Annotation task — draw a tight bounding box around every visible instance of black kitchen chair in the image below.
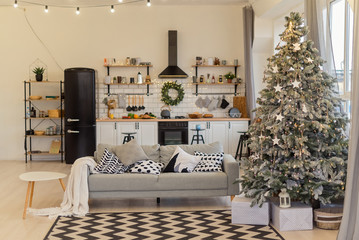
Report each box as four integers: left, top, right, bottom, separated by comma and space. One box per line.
122, 132, 137, 144
190, 129, 205, 144
235, 132, 250, 160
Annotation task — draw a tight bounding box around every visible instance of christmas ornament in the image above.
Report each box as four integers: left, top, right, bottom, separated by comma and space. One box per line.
279, 189, 291, 208
272, 65, 279, 73
276, 113, 284, 121
303, 105, 308, 113
161, 81, 185, 106
273, 136, 280, 145
288, 67, 295, 71
274, 84, 282, 92
293, 43, 301, 52
292, 80, 300, 88
306, 57, 313, 63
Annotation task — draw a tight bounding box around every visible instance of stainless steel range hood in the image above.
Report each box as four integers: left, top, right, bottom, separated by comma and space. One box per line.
158, 30, 188, 78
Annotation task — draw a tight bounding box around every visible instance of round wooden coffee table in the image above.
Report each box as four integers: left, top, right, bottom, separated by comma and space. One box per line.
19, 171, 67, 219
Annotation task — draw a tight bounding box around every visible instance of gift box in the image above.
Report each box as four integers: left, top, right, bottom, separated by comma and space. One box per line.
271, 201, 313, 231
231, 197, 270, 225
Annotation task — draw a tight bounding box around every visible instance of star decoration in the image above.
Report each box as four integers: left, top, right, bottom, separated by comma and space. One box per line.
273, 136, 280, 145
259, 134, 265, 140
274, 84, 282, 92
306, 57, 313, 63
293, 43, 301, 52
288, 67, 295, 71
292, 80, 300, 88
272, 65, 278, 73
276, 113, 284, 121
303, 105, 308, 113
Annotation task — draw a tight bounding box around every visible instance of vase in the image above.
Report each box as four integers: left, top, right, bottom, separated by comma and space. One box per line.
35, 74, 43, 81
227, 79, 232, 83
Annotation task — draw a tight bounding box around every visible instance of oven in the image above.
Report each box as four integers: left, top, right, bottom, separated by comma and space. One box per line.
158, 121, 188, 145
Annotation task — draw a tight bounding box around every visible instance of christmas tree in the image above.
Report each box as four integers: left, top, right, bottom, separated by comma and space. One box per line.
240, 12, 348, 206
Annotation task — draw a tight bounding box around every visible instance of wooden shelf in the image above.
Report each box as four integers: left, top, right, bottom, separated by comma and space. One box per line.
26, 151, 64, 156
192, 65, 240, 67
26, 117, 61, 120
104, 83, 153, 85
104, 64, 153, 67
193, 82, 240, 85
25, 99, 61, 101
25, 134, 63, 138
25, 81, 62, 83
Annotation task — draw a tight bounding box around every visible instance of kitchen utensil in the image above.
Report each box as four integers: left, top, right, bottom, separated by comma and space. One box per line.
195, 97, 204, 108
207, 98, 219, 111
160, 105, 171, 118
220, 96, 229, 109
233, 96, 248, 118
203, 96, 211, 108
142, 96, 146, 111
228, 107, 241, 118
126, 95, 132, 112
133, 95, 138, 111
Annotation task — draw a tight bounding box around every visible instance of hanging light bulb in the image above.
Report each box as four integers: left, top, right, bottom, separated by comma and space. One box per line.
110, 5, 115, 13
147, 0, 151, 7
44, 5, 49, 13
14, 0, 18, 8
76, 7, 80, 15
118, 0, 123, 2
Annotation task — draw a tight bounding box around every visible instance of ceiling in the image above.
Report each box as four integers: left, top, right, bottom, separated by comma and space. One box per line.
0, 0, 249, 7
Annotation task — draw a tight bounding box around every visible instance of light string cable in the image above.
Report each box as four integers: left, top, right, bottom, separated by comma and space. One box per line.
16, 0, 145, 9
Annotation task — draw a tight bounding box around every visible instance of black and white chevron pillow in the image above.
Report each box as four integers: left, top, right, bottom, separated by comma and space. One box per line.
193, 151, 224, 172
127, 160, 162, 175
94, 148, 127, 174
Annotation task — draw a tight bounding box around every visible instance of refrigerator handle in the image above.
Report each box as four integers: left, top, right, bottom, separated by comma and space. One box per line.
67, 130, 80, 134
67, 118, 80, 122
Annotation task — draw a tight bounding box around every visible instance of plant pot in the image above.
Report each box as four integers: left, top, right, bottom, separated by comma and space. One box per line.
35, 74, 43, 81
227, 79, 233, 83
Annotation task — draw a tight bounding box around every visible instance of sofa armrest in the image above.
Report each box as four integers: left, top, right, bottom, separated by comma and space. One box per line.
223, 154, 239, 196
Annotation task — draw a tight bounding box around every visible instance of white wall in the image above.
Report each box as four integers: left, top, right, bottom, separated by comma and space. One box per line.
0, 4, 246, 160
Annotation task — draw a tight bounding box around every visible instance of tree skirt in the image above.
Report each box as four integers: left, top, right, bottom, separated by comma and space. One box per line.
45, 210, 284, 240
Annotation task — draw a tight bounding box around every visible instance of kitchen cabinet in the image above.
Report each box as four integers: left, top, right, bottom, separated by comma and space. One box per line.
207, 121, 229, 153
97, 121, 157, 146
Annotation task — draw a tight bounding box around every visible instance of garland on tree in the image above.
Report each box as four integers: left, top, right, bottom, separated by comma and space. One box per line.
161, 81, 184, 106
240, 12, 348, 207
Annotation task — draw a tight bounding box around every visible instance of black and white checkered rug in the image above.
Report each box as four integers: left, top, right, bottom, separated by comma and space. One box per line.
45, 210, 284, 240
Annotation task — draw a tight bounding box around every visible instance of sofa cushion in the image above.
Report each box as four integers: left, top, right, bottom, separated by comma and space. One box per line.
160, 142, 223, 167
94, 148, 127, 174
127, 160, 162, 175
95, 143, 160, 163
193, 151, 224, 172
88, 172, 227, 192
114, 139, 149, 166
163, 146, 202, 173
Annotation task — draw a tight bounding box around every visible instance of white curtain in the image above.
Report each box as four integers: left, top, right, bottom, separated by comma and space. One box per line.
337, 0, 359, 239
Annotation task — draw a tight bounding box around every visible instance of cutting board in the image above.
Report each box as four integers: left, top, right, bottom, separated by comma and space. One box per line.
233, 96, 248, 118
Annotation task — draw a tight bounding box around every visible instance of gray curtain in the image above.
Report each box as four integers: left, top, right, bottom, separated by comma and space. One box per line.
337, 1, 359, 239
243, 5, 255, 121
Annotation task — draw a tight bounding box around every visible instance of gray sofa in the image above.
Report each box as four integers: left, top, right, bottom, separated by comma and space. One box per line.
88, 142, 239, 200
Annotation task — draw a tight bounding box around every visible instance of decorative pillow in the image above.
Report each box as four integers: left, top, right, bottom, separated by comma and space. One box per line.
163, 146, 202, 173
114, 139, 149, 166
193, 151, 224, 172
127, 160, 162, 175
94, 148, 127, 174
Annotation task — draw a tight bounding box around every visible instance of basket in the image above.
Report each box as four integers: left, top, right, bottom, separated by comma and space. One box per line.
34, 130, 45, 135
48, 109, 60, 118
188, 113, 202, 119
314, 207, 343, 230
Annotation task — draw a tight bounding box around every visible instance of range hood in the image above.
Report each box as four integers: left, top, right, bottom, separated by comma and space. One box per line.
158, 30, 188, 78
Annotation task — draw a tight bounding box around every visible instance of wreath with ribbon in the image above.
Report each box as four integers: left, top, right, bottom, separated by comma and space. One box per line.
161, 81, 185, 106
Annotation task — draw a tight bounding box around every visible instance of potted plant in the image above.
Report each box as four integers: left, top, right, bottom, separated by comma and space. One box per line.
32, 67, 45, 81
224, 72, 235, 83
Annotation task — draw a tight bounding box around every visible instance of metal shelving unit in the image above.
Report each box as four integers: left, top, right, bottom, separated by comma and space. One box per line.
24, 81, 64, 163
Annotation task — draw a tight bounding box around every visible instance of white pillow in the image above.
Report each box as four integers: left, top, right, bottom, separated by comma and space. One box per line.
163, 146, 202, 173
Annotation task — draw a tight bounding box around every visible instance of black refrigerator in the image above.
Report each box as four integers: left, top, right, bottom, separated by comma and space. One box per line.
64, 68, 96, 164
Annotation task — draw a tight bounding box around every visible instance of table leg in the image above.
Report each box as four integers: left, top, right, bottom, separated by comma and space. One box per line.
23, 181, 32, 219
59, 179, 66, 191
29, 181, 35, 207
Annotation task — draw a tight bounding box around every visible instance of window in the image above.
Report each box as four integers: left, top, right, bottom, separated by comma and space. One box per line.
329, 0, 353, 115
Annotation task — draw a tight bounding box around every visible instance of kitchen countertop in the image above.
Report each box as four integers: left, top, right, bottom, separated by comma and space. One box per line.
97, 117, 250, 122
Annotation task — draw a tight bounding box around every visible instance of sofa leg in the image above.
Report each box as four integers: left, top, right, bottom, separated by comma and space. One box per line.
231, 195, 235, 201
157, 197, 160, 204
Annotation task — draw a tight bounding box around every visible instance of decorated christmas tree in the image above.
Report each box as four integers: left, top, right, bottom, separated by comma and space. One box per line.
240, 12, 348, 206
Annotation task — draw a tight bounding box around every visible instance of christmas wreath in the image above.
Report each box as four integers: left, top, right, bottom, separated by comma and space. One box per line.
161, 81, 185, 106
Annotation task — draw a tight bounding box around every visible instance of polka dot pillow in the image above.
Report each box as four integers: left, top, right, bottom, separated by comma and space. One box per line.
127, 160, 162, 175
193, 151, 224, 172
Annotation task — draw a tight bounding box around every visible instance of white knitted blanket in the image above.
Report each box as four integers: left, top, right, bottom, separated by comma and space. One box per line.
28, 157, 96, 218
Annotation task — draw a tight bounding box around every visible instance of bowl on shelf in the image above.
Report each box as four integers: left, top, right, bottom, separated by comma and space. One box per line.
203, 114, 214, 118
29, 96, 42, 100
188, 113, 202, 119
45, 96, 59, 100
34, 130, 45, 135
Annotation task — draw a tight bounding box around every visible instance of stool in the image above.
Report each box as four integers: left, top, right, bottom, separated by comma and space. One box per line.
190, 129, 205, 144
235, 132, 250, 160
122, 132, 136, 144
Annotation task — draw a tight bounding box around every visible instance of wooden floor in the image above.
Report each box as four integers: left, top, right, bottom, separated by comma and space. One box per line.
0, 160, 338, 240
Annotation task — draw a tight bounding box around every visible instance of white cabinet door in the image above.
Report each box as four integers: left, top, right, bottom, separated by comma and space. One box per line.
188, 121, 209, 144
207, 121, 229, 153
138, 122, 158, 145
116, 122, 138, 144
228, 121, 249, 157
96, 122, 117, 145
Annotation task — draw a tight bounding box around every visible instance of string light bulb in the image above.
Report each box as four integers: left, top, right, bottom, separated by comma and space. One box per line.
44, 5, 49, 13
147, 0, 151, 7
118, 0, 123, 2
14, 0, 18, 8
76, 7, 80, 15
110, 5, 115, 13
